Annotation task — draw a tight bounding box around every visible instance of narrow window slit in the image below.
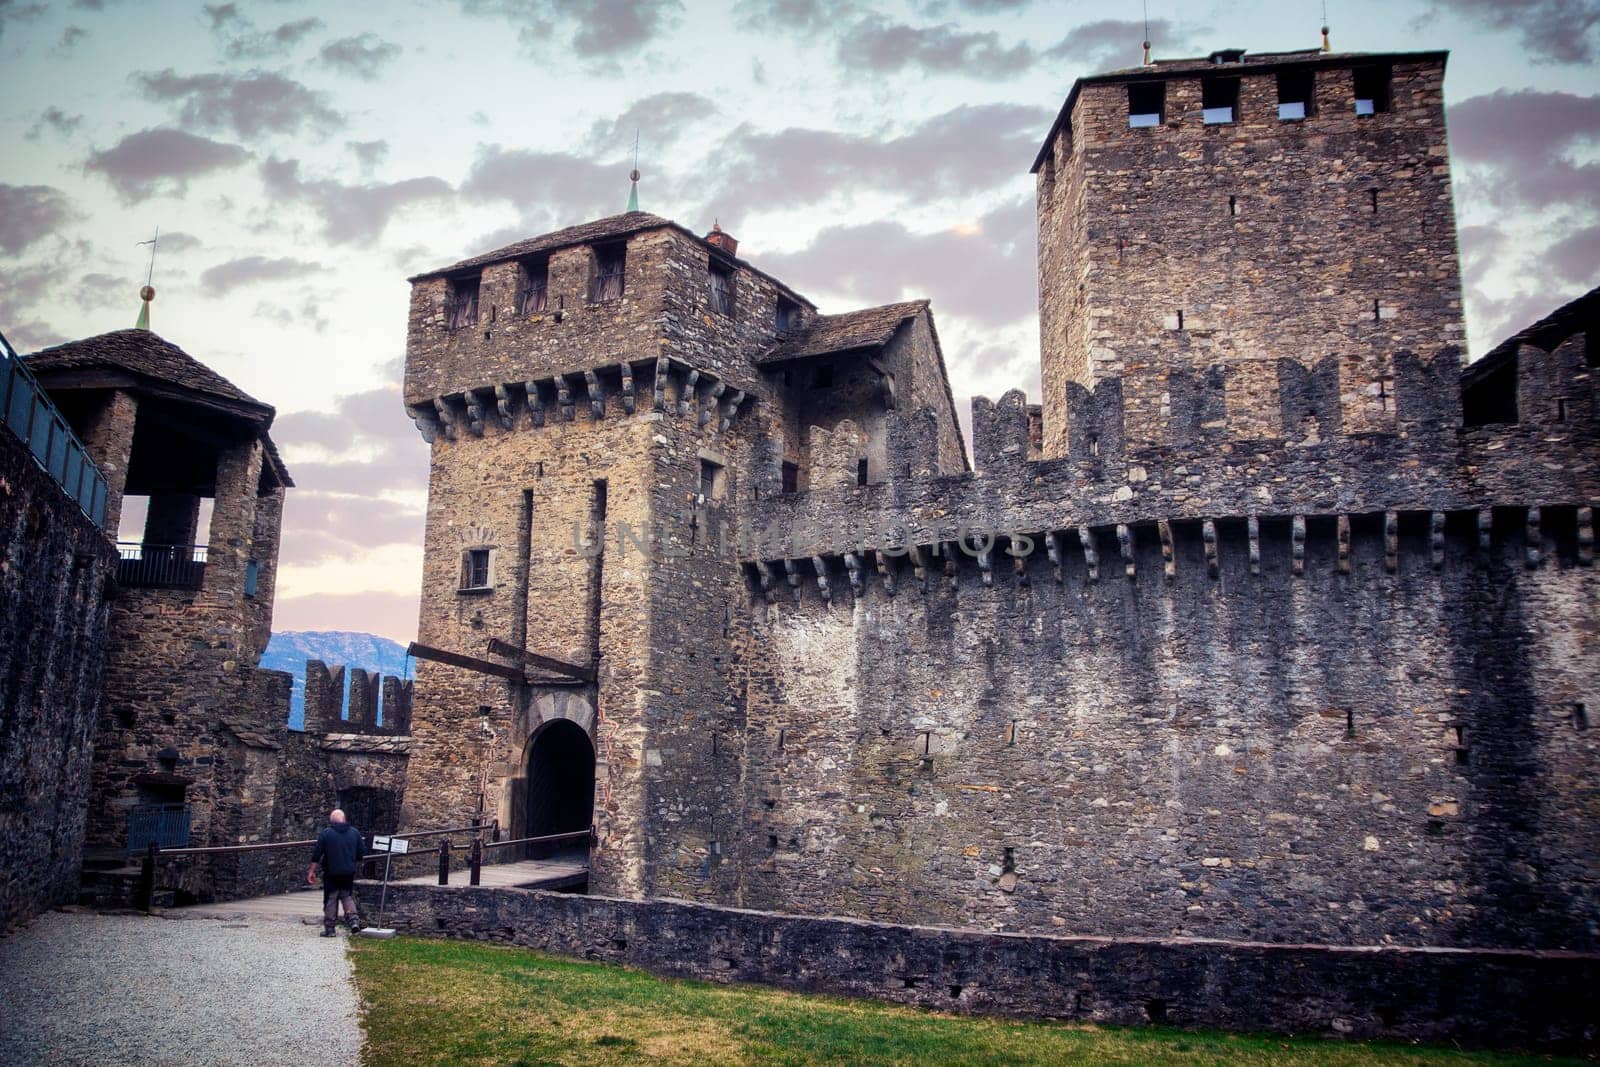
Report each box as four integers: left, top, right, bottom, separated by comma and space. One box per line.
1228, 195, 1238, 217
1574, 703, 1588, 731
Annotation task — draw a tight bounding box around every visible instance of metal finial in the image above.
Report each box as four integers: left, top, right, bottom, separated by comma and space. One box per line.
1142, 0, 1151, 63
1321, 0, 1331, 51
626, 130, 641, 212
135, 226, 159, 330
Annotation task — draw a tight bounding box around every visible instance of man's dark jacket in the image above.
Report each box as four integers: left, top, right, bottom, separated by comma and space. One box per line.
311, 823, 363, 877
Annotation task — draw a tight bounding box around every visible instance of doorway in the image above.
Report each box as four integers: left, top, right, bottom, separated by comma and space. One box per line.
522, 718, 595, 860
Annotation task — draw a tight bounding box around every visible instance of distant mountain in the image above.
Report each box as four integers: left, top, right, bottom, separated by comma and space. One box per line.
262, 631, 414, 731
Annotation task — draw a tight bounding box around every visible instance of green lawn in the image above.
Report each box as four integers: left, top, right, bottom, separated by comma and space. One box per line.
348, 936, 1585, 1067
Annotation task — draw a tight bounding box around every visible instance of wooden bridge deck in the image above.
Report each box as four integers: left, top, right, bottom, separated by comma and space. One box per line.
170, 856, 588, 923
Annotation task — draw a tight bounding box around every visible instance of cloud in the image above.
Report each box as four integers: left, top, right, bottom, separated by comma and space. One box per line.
157, 231, 203, 253
215, 14, 324, 60
26, 106, 82, 141
702, 103, 1048, 221
1427, 0, 1600, 65
1449, 90, 1600, 212
253, 294, 332, 333
0, 263, 68, 351
758, 197, 1035, 327
460, 145, 624, 225
0, 2, 45, 41
55, 24, 87, 51
732, 0, 857, 33
460, 0, 683, 60
348, 139, 390, 171
136, 69, 344, 139
259, 157, 453, 245
319, 33, 401, 80
271, 590, 421, 645
0, 184, 76, 254
1043, 18, 1183, 70
837, 14, 1033, 76
73, 272, 128, 310
199, 255, 324, 294
1543, 224, 1600, 287
83, 128, 250, 202
587, 92, 717, 154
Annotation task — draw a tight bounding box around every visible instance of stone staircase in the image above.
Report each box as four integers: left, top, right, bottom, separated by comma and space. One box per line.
77, 848, 172, 909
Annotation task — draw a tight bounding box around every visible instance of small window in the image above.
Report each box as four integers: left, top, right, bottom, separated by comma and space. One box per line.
516, 257, 548, 315
813, 364, 833, 388
1202, 77, 1239, 125
244, 559, 259, 598
590, 242, 625, 302
708, 259, 735, 317
856, 458, 869, 486
699, 458, 725, 501
461, 548, 491, 590
781, 461, 799, 494
1278, 69, 1314, 120
775, 296, 800, 333
1353, 65, 1391, 115
1129, 82, 1164, 127
445, 275, 480, 330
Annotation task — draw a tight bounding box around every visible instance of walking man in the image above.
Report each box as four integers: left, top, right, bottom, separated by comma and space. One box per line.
307, 808, 364, 937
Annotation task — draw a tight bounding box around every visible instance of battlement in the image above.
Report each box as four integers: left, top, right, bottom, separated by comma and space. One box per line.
300, 659, 413, 736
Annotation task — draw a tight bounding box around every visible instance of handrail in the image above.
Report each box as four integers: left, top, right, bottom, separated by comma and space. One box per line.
481, 829, 593, 851
151, 821, 490, 857
0, 329, 108, 528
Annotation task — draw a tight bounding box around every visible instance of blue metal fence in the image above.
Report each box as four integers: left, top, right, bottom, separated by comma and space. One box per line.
0, 330, 108, 529
127, 804, 192, 854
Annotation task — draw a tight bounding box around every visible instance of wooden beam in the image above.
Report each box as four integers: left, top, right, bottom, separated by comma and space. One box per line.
407, 642, 526, 682
484, 638, 596, 683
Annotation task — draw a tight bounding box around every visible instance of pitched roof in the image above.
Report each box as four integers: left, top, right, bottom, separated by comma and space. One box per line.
409, 211, 675, 281
24, 329, 293, 489
756, 300, 929, 364
25, 329, 270, 415
1467, 284, 1599, 386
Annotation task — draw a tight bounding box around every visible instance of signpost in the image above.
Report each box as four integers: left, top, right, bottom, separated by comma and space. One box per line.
358, 835, 408, 939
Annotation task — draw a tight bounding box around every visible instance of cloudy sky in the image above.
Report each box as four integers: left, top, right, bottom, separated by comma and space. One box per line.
2, 0, 1597, 643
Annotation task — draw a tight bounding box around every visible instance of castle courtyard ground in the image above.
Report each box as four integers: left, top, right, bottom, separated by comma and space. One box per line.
0, 908, 1589, 1065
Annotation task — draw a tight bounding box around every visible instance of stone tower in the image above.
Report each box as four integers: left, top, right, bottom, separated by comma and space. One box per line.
1032, 47, 1465, 455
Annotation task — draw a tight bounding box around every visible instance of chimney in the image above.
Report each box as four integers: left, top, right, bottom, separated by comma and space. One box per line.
706, 221, 738, 257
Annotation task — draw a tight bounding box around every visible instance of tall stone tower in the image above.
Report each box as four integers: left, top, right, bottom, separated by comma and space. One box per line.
1032, 47, 1465, 455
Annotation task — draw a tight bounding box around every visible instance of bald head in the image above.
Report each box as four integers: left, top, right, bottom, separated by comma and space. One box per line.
329, 809, 346, 824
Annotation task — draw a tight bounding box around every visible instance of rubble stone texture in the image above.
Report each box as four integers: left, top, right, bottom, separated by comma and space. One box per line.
399, 45, 1597, 966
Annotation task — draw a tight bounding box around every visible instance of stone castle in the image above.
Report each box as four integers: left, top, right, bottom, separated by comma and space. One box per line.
397, 44, 1597, 950
0, 40, 1596, 1039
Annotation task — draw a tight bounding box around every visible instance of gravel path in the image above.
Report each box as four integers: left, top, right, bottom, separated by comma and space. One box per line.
0, 910, 364, 1066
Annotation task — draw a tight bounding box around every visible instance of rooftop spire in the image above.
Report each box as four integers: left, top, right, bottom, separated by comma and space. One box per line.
626, 129, 640, 212
135, 226, 159, 330
1142, 0, 1152, 64
1322, 0, 1331, 51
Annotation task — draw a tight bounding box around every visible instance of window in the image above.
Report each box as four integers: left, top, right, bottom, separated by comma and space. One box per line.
813, 364, 834, 388
590, 242, 625, 302
445, 275, 480, 330
1128, 82, 1164, 127
1278, 69, 1314, 120
1353, 65, 1391, 115
1202, 77, 1239, 125
856, 458, 869, 486
244, 559, 259, 598
516, 257, 548, 315
776, 295, 800, 333
461, 548, 491, 590
708, 259, 735, 317
781, 461, 799, 494
1229, 195, 1239, 217
698, 458, 725, 502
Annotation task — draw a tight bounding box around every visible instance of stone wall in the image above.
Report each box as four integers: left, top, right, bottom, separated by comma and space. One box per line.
0, 426, 115, 931
1037, 53, 1464, 455
356, 881, 1600, 1051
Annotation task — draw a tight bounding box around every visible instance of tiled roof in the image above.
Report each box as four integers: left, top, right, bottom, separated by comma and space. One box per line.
319, 733, 410, 754
25, 329, 270, 415
409, 211, 675, 281
1464, 284, 1599, 386
756, 300, 929, 364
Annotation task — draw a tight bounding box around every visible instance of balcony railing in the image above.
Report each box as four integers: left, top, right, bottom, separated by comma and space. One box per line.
0, 330, 109, 528
117, 543, 208, 589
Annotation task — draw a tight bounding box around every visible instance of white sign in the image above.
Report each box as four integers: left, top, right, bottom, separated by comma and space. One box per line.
372, 835, 410, 854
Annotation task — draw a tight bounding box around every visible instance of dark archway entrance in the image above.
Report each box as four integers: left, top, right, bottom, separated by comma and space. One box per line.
523, 719, 595, 859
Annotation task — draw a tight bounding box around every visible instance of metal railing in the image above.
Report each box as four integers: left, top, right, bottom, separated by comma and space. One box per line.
0, 330, 108, 528
127, 804, 192, 854
116, 543, 208, 589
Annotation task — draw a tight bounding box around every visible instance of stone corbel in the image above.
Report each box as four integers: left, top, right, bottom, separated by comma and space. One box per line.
1202, 519, 1218, 578
557, 376, 576, 421
1116, 523, 1134, 579
875, 549, 897, 596
620, 362, 636, 415
1578, 506, 1594, 566
1525, 506, 1541, 569
1247, 515, 1260, 576
1158, 521, 1175, 580
941, 541, 959, 585
976, 542, 994, 587
719, 389, 746, 435
584, 369, 605, 419
843, 552, 864, 597
1011, 537, 1029, 586
1477, 508, 1492, 552
432, 397, 458, 441
811, 555, 831, 601
701, 380, 726, 429
783, 558, 803, 604
1384, 510, 1399, 573
1291, 515, 1306, 577
493, 384, 515, 430
407, 403, 440, 444
1337, 515, 1352, 574
1430, 511, 1446, 569
525, 380, 545, 428
908, 545, 929, 590
653, 356, 669, 412
679, 369, 700, 418
463, 391, 487, 437
1078, 526, 1099, 582
1045, 531, 1064, 583
757, 561, 779, 603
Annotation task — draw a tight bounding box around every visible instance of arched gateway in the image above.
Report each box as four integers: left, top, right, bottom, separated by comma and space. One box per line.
519, 718, 595, 860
